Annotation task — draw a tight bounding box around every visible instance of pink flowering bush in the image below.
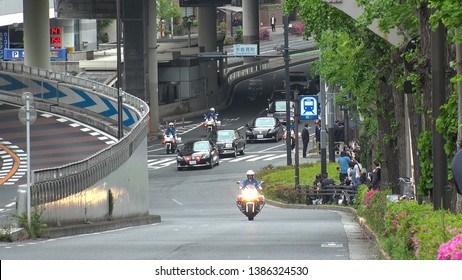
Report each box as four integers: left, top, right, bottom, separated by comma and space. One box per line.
363, 189, 379, 207
290, 23, 304, 36
259, 28, 270, 40
438, 234, 462, 260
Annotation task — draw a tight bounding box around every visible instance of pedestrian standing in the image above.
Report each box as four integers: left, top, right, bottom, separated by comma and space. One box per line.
314, 119, 321, 153
337, 151, 351, 184
369, 161, 381, 190
301, 123, 310, 158
270, 15, 276, 32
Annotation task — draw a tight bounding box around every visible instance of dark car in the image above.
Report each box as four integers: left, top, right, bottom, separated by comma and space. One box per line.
268, 89, 294, 103
177, 140, 220, 171
208, 129, 246, 157
245, 116, 284, 143
266, 99, 295, 124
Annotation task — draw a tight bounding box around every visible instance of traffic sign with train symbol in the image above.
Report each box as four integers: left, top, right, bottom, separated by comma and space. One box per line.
299, 96, 318, 120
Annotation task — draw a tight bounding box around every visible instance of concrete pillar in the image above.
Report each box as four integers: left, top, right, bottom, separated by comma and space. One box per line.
198, 6, 218, 108
198, 7, 216, 52
61, 19, 75, 52
23, 0, 50, 70
242, 0, 259, 62
148, 0, 160, 136
123, 0, 148, 100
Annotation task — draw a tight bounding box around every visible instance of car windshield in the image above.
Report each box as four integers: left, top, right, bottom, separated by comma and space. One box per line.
183, 141, 209, 151
254, 118, 276, 126
271, 101, 294, 112
215, 131, 234, 141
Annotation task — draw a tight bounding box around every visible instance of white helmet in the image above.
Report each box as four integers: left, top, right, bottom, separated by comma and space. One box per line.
246, 170, 255, 179
210, 107, 215, 113
246, 170, 255, 176
168, 122, 174, 127
290, 117, 294, 122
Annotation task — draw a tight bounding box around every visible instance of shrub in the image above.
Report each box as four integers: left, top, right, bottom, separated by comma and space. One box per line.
259, 28, 270, 40
14, 208, 47, 239
438, 232, 462, 260
291, 23, 304, 36
0, 223, 14, 242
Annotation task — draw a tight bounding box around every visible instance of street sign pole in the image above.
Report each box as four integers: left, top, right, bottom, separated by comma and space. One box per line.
283, 15, 292, 166
19, 92, 37, 227
26, 97, 31, 227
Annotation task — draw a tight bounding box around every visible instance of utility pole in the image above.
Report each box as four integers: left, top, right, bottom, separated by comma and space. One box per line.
294, 90, 300, 187
328, 92, 335, 162
283, 15, 292, 166
320, 72, 327, 176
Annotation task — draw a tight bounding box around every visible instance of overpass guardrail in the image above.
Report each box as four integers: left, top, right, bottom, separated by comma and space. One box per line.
0, 61, 150, 224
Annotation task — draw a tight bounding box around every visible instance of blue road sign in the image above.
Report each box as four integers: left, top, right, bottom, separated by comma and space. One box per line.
299, 95, 318, 120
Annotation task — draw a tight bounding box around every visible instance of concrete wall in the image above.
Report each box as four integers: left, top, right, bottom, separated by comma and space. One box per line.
39, 137, 149, 226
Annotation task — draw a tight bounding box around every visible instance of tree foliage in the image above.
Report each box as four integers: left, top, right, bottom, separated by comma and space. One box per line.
156, 0, 181, 21
287, 0, 460, 201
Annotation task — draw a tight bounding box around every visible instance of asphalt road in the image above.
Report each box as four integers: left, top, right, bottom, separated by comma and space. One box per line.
0, 63, 378, 260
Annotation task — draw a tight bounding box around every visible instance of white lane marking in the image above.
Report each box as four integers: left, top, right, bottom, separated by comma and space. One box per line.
228, 155, 259, 162
171, 199, 183, 206
247, 154, 276, 161
264, 154, 287, 160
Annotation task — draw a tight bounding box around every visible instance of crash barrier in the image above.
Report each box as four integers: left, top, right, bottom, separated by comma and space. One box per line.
0, 61, 150, 225
295, 185, 357, 205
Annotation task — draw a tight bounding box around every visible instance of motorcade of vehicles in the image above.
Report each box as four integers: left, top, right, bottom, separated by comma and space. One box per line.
266, 99, 295, 125
208, 129, 245, 157
161, 133, 180, 154
245, 116, 284, 143
176, 140, 220, 171
236, 181, 265, 221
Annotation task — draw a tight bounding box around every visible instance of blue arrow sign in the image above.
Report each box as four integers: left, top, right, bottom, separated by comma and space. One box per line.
0, 73, 28, 91
33, 80, 67, 99
299, 95, 318, 120
70, 88, 97, 108
99, 96, 118, 117
122, 106, 135, 127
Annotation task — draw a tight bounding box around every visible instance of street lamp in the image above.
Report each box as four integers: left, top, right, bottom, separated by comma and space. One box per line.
182, 15, 195, 47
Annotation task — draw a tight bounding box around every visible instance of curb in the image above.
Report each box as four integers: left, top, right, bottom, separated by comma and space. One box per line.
11, 214, 161, 240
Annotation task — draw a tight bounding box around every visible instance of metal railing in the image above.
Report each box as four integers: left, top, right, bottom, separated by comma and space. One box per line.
0, 61, 149, 206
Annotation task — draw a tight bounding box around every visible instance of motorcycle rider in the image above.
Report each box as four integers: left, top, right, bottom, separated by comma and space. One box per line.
204, 107, 218, 122
164, 122, 177, 140
239, 170, 262, 190
289, 117, 296, 131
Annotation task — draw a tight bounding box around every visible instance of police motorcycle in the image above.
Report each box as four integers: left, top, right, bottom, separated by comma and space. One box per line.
236, 181, 265, 221
162, 133, 178, 154
203, 114, 220, 134
282, 128, 296, 150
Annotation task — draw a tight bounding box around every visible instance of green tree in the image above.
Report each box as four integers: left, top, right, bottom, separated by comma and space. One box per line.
157, 0, 182, 36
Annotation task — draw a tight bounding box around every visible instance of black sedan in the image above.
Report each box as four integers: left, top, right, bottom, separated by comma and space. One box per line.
208, 129, 245, 157
245, 116, 284, 143
177, 140, 220, 171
